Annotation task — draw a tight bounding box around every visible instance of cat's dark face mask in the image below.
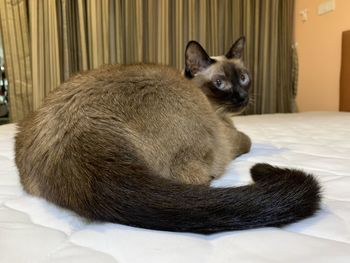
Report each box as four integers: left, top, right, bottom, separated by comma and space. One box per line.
184, 37, 251, 114
206, 62, 251, 112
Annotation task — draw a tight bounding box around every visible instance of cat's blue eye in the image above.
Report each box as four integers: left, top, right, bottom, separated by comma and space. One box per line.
239, 73, 249, 86
213, 78, 225, 90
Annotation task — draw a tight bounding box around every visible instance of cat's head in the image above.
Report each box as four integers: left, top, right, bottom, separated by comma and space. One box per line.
184, 37, 251, 114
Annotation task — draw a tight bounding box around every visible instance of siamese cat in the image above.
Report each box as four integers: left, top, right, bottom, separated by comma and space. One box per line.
15, 37, 321, 233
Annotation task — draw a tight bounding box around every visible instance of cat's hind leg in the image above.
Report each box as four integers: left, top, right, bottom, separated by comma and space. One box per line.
169, 148, 214, 185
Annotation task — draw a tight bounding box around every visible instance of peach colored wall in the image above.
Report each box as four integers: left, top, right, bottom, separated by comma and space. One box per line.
295, 0, 350, 111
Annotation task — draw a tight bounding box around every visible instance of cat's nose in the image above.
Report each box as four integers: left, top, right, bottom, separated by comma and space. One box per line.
234, 90, 249, 105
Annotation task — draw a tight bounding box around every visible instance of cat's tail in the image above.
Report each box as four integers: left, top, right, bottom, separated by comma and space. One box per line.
74, 163, 321, 234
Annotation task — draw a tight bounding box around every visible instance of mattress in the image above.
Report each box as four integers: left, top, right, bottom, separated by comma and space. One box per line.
1, 112, 350, 263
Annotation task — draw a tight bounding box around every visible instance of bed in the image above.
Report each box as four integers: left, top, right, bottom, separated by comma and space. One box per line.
1, 112, 350, 263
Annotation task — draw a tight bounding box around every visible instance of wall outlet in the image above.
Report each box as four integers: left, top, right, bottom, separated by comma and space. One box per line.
318, 0, 335, 15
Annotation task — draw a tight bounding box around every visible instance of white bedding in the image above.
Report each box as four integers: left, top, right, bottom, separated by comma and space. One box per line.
1, 112, 350, 263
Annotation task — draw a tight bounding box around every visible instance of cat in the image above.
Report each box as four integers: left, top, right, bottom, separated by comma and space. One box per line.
15, 37, 321, 233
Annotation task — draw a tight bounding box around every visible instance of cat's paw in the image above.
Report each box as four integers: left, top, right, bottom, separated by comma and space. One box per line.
235, 132, 251, 157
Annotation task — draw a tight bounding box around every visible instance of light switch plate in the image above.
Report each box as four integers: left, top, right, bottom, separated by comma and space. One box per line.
318, 0, 335, 15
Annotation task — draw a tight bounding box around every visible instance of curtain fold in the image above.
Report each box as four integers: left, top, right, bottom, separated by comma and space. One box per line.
0, 0, 296, 122
0, 0, 32, 122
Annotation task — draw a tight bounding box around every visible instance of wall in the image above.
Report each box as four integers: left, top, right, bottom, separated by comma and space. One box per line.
295, 0, 350, 111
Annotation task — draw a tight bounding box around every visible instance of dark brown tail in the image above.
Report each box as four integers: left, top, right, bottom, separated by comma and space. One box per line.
72, 163, 321, 234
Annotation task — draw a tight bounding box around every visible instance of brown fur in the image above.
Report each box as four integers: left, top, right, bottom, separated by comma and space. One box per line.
16, 63, 250, 194
14, 38, 321, 233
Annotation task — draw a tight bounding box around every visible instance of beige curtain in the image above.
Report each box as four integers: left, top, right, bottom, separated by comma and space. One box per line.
242, 0, 296, 114
0, 0, 32, 121
0, 0, 295, 122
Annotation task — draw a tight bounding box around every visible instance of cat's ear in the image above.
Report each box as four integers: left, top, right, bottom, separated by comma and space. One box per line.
185, 41, 214, 78
225, 36, 245, 59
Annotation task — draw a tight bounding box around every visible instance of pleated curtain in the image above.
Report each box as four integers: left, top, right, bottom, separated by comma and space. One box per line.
0, 0, 296, 122
0, 0, 32, 121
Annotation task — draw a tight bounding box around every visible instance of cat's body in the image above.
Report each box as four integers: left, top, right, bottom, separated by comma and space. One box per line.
15, 38, 321, 233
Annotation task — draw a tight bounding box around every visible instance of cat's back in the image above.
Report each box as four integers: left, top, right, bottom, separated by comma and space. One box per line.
16, 64, 217, 166
47, 64, 209, 116
22, 64, 212, 128
15, 64, 219, 188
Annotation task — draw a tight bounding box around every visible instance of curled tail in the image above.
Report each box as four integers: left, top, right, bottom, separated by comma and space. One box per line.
70, 163, 321, 234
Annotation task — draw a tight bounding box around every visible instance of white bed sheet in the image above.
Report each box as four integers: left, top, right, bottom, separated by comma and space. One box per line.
1, 112, 350, 263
